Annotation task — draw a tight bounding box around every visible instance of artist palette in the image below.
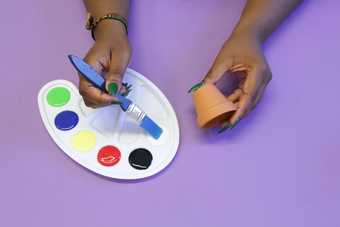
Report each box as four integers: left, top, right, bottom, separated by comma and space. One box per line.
38, 69, 180, 180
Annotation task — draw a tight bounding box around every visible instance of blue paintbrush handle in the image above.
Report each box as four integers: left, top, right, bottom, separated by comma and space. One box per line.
68, 55, 106, 90
117, 94, 163, 139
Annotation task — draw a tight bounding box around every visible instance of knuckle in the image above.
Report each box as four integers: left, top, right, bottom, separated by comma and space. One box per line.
257, 64, 268, 74
255, 63, 272, 84
204, 67, 220, 83
94, 96, 110, 106
106, 73, 122, 82
83, 55, 96, 65
84, 100, 94, 108
79, 89, 86, 97
266, 71, 273, 83
79, 87, 91, 98
109, 66, 124, 74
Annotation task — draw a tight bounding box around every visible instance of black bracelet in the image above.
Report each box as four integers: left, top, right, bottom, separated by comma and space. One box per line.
86, 13, 128, 40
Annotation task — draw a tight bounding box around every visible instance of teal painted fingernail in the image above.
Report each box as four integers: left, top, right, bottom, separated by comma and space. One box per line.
188, 81, 203, 93
218, 125, 230, 133
108, 82, 118, 95
111, 100, 121, 105
122, 90, 131, 97
218, 122, 231, 133
231, 119, 241, 129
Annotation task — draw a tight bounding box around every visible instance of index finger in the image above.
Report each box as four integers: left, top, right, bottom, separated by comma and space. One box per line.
229, 93, 252, 125
87, 86, 118, 106
229, 69, 259, 124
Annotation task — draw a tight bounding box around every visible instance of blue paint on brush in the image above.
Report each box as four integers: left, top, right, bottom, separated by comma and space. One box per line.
69, 54, 163, 140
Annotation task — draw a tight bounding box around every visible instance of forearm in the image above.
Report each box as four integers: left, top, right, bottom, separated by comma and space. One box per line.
84, 0, 129, 40
233, 0, 303, 43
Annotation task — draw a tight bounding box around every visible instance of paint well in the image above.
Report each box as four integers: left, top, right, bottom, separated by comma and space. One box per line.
71, 130, 96, 152
47, 87, 71, 107
128, 148, 153, 170
54, 110, 79, 131
97, 145, 121, 166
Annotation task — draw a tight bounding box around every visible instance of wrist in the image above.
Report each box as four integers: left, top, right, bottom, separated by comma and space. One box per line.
232, 22, 263, 44
94, 20, 128, 42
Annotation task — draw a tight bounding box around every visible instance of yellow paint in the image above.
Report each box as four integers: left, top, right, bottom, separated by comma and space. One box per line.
71, 130, 96, 152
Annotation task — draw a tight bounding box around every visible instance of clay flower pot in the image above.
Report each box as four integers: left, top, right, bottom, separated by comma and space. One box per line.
192, 83, 237, 128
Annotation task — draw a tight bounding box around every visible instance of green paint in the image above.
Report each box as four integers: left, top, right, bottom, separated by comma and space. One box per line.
108, 82, 118, 95
188, 81, 203, 93
47, 87, 71, 107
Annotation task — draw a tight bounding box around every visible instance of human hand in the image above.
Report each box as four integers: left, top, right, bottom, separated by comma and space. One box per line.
191, 29, 272, 131
79, 20, 131, 108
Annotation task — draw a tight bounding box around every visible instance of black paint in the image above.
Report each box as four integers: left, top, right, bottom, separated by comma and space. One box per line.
128, 148, 153, 170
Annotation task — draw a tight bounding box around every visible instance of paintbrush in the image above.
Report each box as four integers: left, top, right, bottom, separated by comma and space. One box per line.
68, 54, 163, 139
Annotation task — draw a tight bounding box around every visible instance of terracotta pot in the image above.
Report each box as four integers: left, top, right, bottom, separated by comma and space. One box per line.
192, 83, 237, 128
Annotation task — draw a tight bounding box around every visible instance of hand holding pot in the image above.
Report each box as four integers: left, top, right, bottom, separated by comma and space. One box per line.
192, 29, 272, 131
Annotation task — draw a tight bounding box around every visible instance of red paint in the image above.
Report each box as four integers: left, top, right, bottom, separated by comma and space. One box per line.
97, 146, 121, 167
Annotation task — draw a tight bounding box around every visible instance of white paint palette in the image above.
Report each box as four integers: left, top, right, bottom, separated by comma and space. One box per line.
38, 69, 180, 180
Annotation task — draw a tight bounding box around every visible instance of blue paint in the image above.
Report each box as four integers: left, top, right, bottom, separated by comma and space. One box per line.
54, 110, 79, 131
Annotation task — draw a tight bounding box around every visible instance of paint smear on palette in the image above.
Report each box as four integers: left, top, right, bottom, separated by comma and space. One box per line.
137, 85, 168, 123
119, 119, 142, 144
90, 105, 121, 138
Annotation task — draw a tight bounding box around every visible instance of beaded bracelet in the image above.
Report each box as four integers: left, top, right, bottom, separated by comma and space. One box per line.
86, 13, 128, 40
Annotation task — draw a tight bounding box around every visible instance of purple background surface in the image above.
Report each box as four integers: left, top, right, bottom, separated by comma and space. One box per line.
1, 1, 339, 227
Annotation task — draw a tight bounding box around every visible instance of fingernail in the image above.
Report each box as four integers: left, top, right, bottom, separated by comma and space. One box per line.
107, 82, 118, 95
111, 100, 121, 105
122, 90, 131, 97
231, 119, 241, 129
218, 125, 230, 133
188, 81, 204, 93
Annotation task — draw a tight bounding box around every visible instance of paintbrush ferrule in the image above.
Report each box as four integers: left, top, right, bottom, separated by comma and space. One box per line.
125, 103, 146, 124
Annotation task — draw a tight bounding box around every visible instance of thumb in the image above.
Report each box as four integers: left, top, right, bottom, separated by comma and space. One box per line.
104, 64, 125, 96
203, 57, 233, 84
105, 73, 122, 96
